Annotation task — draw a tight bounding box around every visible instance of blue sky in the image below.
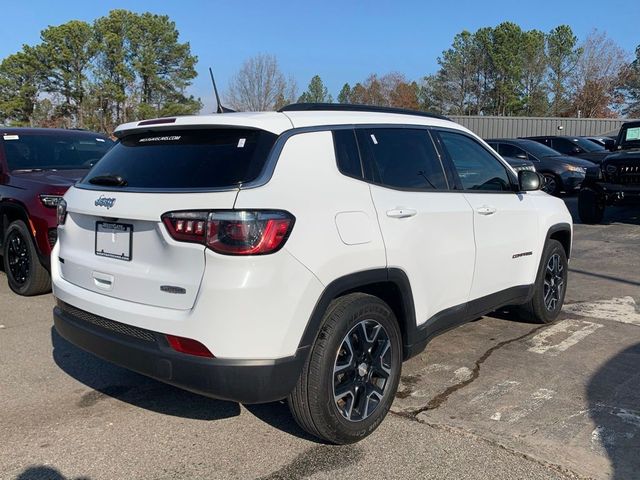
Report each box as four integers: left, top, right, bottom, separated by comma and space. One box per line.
1, 0, 639, 113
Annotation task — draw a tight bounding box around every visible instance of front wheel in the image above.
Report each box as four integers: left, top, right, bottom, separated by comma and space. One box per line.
2, 220, 51, 296
578, 188, 605, 224
519, 239, 568, 324
542, 173, 561, 196
288, 293, 402, 444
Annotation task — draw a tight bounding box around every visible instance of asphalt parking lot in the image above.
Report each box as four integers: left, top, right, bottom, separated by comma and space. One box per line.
1, 197, 638, 480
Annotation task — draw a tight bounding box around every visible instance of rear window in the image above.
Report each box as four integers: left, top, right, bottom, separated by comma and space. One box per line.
2, 133, 113, 171
80, 129, 278, 190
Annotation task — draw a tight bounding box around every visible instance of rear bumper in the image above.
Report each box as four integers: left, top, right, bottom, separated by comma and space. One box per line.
53, 301, 307, 404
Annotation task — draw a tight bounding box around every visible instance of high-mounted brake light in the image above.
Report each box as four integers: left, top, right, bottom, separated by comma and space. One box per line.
161, 210, 295, 255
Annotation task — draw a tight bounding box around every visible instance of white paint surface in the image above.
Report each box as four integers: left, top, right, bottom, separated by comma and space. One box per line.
453, 367, 473, 382
564, 296, 640, 326
508, 388, 556, 423
470, 380, 520, 404
528, 319, 603, 356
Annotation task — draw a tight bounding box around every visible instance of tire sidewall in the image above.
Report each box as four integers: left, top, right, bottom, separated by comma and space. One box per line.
3, 221, 38, 295
315, 297, 402, 443
532, 240, 568, 323
578, 188, 605, 224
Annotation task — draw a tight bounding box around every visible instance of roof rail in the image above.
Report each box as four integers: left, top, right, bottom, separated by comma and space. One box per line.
278, 103, 450, 121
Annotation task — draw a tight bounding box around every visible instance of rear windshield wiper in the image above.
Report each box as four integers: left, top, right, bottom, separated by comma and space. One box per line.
88, 175, 128, 187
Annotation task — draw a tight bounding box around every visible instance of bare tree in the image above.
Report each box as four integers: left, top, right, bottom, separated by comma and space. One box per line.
571, 30, 628, 118
226, 54, 295, 111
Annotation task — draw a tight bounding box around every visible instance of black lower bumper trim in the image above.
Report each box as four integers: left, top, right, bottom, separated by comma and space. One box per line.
53, 303, 306, 404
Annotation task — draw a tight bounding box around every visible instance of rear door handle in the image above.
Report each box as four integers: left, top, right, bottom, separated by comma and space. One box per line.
476, 205, 497, 216
386, 208, 417, 219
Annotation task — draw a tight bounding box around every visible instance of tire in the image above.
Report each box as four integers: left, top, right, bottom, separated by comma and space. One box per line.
578, 188, 605, 224
2, 220, 51, 296
542, 173, 561, 196
288, 293, 402, 444
519, 239, 568, 324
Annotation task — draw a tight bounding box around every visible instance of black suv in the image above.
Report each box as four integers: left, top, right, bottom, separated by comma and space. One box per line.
525, 135, 610, 164
578, 121, 640, 223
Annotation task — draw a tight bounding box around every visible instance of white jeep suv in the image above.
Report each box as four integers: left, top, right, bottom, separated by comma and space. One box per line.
52, 104, 572, 444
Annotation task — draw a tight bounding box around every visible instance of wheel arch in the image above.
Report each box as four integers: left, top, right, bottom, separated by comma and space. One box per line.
297, 268, 418, 361
0, 201, 31, 249
546, 222, 572, 259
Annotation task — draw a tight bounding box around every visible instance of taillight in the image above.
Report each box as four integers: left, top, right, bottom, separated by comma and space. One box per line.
162, 210, 295, 255
57, 199, 67, 225
166, 334, 214, 358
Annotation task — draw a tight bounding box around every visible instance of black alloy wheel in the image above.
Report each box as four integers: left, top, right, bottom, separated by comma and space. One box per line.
6, 229, 30, 286
543, 253, 565, 312
333, 319, 392, 422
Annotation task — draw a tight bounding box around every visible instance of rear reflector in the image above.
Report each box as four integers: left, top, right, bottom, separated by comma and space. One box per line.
166, 334, 214, 358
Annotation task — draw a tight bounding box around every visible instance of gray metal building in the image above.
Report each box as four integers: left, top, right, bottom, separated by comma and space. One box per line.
449, 115, 638, 139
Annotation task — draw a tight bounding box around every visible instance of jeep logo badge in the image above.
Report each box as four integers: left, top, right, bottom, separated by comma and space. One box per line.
95, 195, 116, 209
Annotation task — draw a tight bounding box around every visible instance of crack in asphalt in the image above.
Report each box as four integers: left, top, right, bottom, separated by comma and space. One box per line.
395, 323, 549, 419
413, 420, 593, 480
389, 322, 595, 479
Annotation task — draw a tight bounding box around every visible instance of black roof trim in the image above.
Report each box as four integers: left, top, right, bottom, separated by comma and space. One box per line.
278, 103, 450, 121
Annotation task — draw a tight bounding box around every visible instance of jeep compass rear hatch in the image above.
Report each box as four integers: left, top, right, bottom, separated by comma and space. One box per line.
58, 128, 278, 309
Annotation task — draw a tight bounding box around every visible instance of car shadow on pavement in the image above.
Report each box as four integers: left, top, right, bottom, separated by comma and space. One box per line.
51, 327, 240, 421
587, 342, 640, 480
50, 327, 320, 442
15, 466, 81, 480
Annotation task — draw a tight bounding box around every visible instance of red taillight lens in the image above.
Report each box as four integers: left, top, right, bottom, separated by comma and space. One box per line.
166, 334, 214, 358
162, 210, 294, 255
162, 212, 208, 243
206, 211, 294, 255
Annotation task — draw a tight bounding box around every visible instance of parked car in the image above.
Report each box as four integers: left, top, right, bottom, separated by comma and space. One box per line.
584, 136, 616, 151
52, 103, 572, 444
524, 135, 610, 164
0, 128, 113, 295
578, 121, 640, 223
486, 138, 596, 195
501, 156, 536, 173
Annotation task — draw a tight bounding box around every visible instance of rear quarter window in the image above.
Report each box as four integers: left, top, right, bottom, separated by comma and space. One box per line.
80, 129, 278, 190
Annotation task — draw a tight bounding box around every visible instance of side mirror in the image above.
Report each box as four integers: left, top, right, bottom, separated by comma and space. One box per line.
604, 139, 615, 151
518, 170, 543, 191
571, 146, 582, 155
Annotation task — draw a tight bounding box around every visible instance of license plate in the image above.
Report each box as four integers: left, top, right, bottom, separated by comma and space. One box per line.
95, 222, 133, 261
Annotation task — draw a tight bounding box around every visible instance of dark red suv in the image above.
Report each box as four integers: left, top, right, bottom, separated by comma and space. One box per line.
1, 128, 113, 295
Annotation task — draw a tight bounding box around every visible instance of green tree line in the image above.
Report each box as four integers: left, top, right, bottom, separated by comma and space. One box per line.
252, 23, 640, 118
0, 10, 201, 132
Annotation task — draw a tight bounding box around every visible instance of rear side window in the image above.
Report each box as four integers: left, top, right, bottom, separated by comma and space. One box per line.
332, 129, 363, 178
80, 129, 277, 190
356, 128, 448, 190
2, 133, 113, 171
438, 131, 512, 192
499, 143, 527, 159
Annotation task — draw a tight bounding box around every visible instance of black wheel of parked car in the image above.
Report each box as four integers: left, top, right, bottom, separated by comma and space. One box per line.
288, 293, 402, 444
2, 220, 51, 296
519, 239, 568, 324
578, 188, 605, 224
541, 173, 561, 195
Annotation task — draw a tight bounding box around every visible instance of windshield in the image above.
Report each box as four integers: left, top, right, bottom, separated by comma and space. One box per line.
514, 140, 561, 158
620, 126, 640, 149
80, 128, 278, 190
2, 132, 113, 171
571, 137, 604, 152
